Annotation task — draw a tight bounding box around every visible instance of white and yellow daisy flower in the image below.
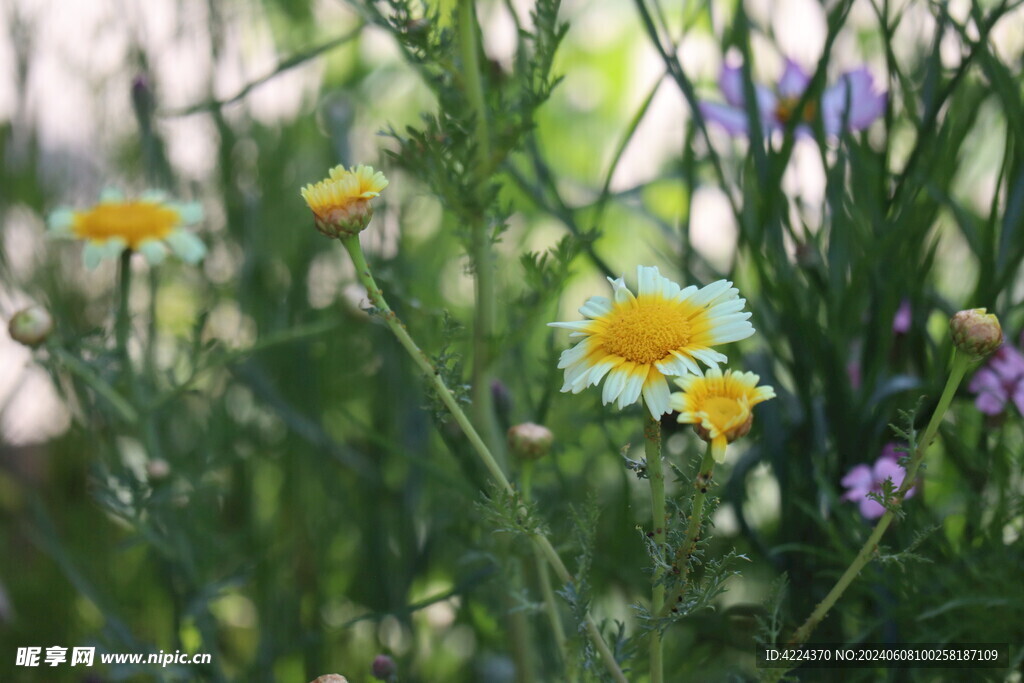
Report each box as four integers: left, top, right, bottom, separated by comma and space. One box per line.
548, 266, 755, 418
48, 189, 205, 269
670, 368, 775, 462
300, 164, 388, 238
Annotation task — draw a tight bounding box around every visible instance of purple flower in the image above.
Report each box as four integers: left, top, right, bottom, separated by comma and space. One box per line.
700, 58, 887, 138
841, 443, 916, 519
967, 343, 1024, 415
893, 299, 912, 335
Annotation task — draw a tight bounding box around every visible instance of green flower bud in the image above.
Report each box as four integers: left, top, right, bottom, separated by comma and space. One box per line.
507, 422, 554, 461
8, 305, 54, 347
950, 308, 1003, 359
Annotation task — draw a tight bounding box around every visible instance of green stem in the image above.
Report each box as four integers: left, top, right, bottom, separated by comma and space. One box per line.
521, 461, 575, 681
457, 0, 502, 459
116, 249, 133, 381
643, 412, 665, 683
339, 234, 626, 683
661, 442, 717, 618
788, 351, 972, 646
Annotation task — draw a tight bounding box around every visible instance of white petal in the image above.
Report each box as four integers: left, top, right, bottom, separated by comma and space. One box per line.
602, 366, 629, 405
636, 265, 663, 296
174, 201, 203, 225
137, 239, 167, 265
691, 348, 728, 368
83, 242, 107, 269
557, 339, 593, 369
99, 188, 124, 202
712, 321, 755, 343
690, 280, 736, 307
48, 208, 75, 234
670, 351, 703, 375
579, 296, 612, 318
706, 298, 747, 317
140, 189, 169, 202
548, 320, 594, 333
617, 370, 645, 409
642, 375, 672, 418
586, 358, 620, 388
165, 230, 207, 263
609, 276, 635, 305
103, 238, 127, 258
655, 355, 692, 377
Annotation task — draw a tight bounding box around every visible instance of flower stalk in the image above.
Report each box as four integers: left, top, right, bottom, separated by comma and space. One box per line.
643, 411, 666, 683
787, 351, 972, 646
660, 442, 717, 617
457, 0, 502, 460
520, 460, 575, 682
338, 234, 626, 683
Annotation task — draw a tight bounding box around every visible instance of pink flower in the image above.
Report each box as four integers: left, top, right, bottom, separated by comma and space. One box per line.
893, 299, 912, 335
967, 344, 1024, 415
700, 58, 887, 138
841, 443, 916, 519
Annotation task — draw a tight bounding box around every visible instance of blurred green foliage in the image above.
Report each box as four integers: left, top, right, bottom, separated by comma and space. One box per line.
2, 0, 1024, 681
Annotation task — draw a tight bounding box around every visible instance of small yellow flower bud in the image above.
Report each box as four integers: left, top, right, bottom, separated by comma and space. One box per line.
507, 422, 554, 461
8, 305, 54, 347
950, 308, 1003, 359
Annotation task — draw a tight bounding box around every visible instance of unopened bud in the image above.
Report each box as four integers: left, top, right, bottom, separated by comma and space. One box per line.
309, 676, 349, 683
8, 305, 54, 347
146, 459, 171, 481
507, 423, 553, 461
950, 308, 1002, 359
371, 654, 397, 681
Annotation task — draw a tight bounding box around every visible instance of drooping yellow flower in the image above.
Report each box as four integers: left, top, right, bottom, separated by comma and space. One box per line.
48, 189, 205, 268
670, 368, 775, 462
549, 266, 755, 418
300, 164, 388, 238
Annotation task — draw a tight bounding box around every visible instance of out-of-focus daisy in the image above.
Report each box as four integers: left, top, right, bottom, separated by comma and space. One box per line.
549, 266, 754, 419
968, 343, 1024, 416
300, 164, 388, 238
670, 368, 775, 462
841, 443, 916, 519
48, 189, 205, 268
700, 57, 886, 138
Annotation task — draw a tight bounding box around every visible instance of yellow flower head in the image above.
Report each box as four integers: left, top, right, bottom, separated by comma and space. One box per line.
300, 164, 388, 238
670, 368, 775, 462
48, 189, 205, 269
549, 266, 755, 418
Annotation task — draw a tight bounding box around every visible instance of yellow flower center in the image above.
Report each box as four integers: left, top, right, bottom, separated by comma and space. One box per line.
73, 201, 179, 248
703, 396, 744, 427
775, 96, 817, 124
599, 298, 692, 365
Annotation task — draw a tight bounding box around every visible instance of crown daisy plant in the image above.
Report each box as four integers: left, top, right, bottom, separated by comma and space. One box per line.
549, 265, 754, 683
48, 189, 205, 268
300, 165, 628, 682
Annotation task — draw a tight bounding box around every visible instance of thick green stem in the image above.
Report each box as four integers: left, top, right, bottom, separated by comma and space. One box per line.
643, 412, 666, 683
787, 352, 972, 646
339, 235, 626, 683
457, 0, 502, 458
661, 442, 717, 618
